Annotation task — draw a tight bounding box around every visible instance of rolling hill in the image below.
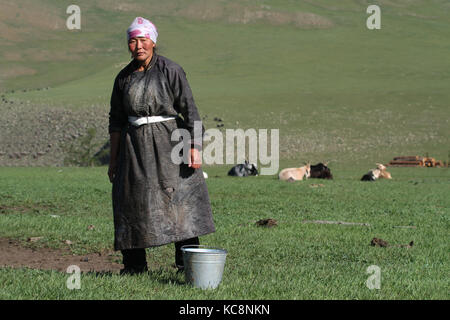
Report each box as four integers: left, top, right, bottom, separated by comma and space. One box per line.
1, 0, 449, 168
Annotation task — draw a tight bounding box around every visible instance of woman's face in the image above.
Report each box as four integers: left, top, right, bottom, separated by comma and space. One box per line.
128, 37, 155, 62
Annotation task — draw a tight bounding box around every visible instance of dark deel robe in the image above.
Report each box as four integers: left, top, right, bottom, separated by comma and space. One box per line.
109, 54, 215, 251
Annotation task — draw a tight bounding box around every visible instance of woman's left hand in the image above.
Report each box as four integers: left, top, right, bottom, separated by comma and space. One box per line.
188, 148, 202, 169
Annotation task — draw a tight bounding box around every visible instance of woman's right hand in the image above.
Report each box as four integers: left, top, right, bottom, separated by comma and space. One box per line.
108, 132, 121, 183
108, 162, 117, 183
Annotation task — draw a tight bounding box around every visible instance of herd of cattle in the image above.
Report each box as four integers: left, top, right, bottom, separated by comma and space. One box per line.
214, 160, 392, 181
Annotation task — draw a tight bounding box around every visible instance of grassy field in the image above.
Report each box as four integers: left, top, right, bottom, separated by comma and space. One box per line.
0, 165, 448, 299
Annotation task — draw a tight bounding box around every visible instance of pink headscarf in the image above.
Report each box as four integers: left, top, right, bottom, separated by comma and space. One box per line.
127, 17, 158, 43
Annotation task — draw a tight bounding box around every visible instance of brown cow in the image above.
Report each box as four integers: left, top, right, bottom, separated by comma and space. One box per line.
376, 163, 392, 179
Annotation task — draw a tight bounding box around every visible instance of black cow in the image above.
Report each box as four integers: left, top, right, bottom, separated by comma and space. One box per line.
309, 163, 333, 179
361, 172, 377, 181
228, 161, 258, 177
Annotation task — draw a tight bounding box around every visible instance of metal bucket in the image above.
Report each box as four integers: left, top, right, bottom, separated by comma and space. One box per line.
181, 245, 227, 290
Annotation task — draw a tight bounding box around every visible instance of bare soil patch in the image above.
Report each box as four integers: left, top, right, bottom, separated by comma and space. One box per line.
0, 237, 123, 273
370, 237, 414, 249
0, 203, 56, 215
255, 218, 278, 228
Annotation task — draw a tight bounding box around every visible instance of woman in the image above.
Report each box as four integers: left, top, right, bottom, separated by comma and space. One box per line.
108, 17, 215, 275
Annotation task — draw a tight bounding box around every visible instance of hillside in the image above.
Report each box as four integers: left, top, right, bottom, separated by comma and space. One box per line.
1, 0, 449, 167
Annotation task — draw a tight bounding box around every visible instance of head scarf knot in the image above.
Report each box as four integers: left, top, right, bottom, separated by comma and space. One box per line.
127, 17, 158, 43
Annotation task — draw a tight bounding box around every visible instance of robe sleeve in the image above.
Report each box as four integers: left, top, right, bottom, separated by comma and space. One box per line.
108, 75, 127, 134
168, 65, 205, 150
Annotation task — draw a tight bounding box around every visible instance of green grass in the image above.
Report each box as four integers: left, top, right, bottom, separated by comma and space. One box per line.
0, 166, 448, 299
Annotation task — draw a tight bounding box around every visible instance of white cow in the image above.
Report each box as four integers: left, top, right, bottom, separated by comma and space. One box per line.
279, 164, 311, 181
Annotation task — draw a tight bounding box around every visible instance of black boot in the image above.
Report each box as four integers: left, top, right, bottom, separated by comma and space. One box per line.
174, 237, 199, 272
120, 248, 148, 275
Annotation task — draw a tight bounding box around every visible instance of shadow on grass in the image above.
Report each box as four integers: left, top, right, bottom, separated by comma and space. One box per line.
147, 268, 186, 286
84, 267, 187, 286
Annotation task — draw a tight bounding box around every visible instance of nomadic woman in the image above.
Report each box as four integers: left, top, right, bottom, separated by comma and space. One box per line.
108, 17, 215, 274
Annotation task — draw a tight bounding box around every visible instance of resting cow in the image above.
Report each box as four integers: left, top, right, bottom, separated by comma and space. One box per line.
279, 164, 311, 181
228, 161, 258, 177
310, 163, 333, 179
361, 163, 392, 181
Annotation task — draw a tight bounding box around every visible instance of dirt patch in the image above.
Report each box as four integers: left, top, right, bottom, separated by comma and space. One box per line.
0, 205, 33, 214
310, 183, 325, 188
0, 203, 56, 215
0, 237, 123, 273
370, 237, 414, 249
255, 218, 278, 228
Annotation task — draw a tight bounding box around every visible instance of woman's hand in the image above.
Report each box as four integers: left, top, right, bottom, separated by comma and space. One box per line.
108, 132, 121, 183
188, 148, 202, 169
108, 162, 117, 183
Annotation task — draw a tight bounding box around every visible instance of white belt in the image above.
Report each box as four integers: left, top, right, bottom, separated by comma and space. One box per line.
128, 116, 176, 127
